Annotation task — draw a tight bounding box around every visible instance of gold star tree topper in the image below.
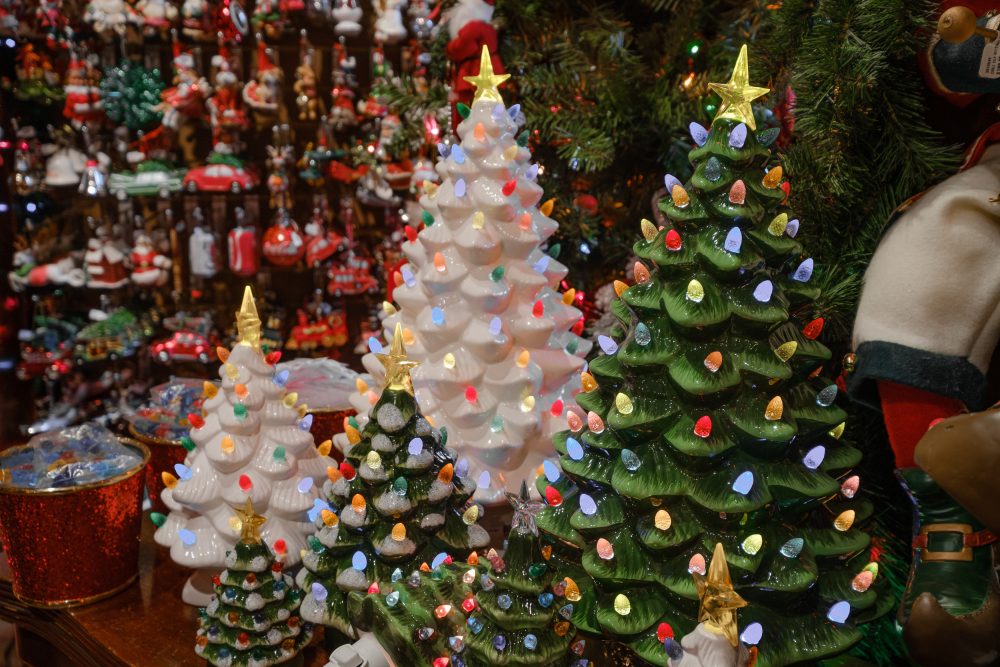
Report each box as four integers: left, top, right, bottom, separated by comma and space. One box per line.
377, 323, 420, 394
694, 542, 748, 647
708, 44, 770, 131
236, 285, 262, 350
463, 45, 510, 105
233, 497, 267, 544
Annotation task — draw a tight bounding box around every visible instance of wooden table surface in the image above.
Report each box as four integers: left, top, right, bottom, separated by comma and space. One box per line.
0, 514, 332, 667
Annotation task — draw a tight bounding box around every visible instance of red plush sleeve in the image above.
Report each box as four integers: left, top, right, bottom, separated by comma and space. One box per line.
446, 22, 500, 62
877, 380, 966, 468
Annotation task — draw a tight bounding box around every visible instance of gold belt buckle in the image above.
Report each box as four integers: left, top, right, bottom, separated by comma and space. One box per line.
920, 523, 973, 562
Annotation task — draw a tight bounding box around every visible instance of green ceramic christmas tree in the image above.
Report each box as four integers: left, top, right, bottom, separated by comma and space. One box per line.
195, 499, 313, 666
297, 323, 490, 640
535, 46, 887, 667
348, 490, 579, 667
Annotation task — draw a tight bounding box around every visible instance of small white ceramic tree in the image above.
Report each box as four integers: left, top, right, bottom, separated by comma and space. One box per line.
154, 286, 335, 605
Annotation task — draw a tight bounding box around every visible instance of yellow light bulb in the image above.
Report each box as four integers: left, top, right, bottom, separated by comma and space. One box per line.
742, 533, 763, 555
382, 301, 397, 316
502, 144, 518, 161
203, 381, 218, 399
564, 577, 581, 602
366, 451, 383, 470
765, 396, 784, 421
687, 279, 705, 303
762, 165, 783, 189
768, 213, 789, 236
221, 436, 235, 454
346, 425, 361, 445
472, 211, 485, 229
283, 392, 299, 409
443, 353, 456, 369
317, 440, 332, 457
614, 280, 629, 297
654, 509, 672, 531
352, 494, 366, 512
391, 522, 407, 541
615, 392, 634, 415
517, 349, 530, 368
829, 422, 846, 439
224, 363, 239, 380
640, 218, 657, 241
356, 377, 369, 394
614, 593, 632, 616
671, 184, 690, 208
562, 288, 576, 305
462, 505, 479, 525
774, 341, 798, 362
521, 395, 536, 412
834, 509, 856, 531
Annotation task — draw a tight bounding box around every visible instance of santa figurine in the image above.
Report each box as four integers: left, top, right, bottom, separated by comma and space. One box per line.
85, 228, 129, 289
206, 41, 248, 155
130, 232, 172, 287
136, 0, 177, 36
443, 0, 503, 126
63, 51, 104, 129
243, 41, 286, 129
160, 40, 211, 132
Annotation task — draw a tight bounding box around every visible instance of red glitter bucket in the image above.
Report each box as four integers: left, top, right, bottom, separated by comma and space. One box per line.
0, 438, 149, 608
129, 424, 188, 513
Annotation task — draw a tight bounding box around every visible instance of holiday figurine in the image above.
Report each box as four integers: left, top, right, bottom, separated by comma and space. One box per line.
45, 126, 88, 188
63, 51, 104, 129
328, 43, 359, 131
444, 0, 504, 126
83, 0, 140, 36
294, 33, 324, 122
331, 0, 362, 37
207, 40, 249, 157
251, 0, 288, 41
927, 5, 1000, 97
194, 498, 314, 665
228, 208, 260, 278
130, 231, 172, 287
136, 0, 177, 36
160, 38, 212, 132
244, 41, 287, 129
14, 44, 62, 105
373, 0, 407, 44
85, 228, 129, 289
12, 130, 46, 196
181, 0, 211, 39
266, 133, 295, 211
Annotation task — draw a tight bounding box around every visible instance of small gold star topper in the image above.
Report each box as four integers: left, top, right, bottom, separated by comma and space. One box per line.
236, 286, 262, 350
233, 497, 267, 545
377, 323, 421, 394
708, 44, 770, 131
463, 45, 510, 105
694, 542, 748, 647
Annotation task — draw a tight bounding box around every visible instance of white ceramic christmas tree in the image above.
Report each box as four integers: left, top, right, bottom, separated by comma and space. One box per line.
154, 286, 336, 605
339, 46, 590, 502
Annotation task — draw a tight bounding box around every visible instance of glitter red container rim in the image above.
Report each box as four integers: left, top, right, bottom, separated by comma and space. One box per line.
0, 437, 151, 496
127, 422, 186, 449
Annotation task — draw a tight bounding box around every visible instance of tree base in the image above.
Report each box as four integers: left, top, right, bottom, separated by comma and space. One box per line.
325, 631, 393, 667
182, 568, 216, 607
